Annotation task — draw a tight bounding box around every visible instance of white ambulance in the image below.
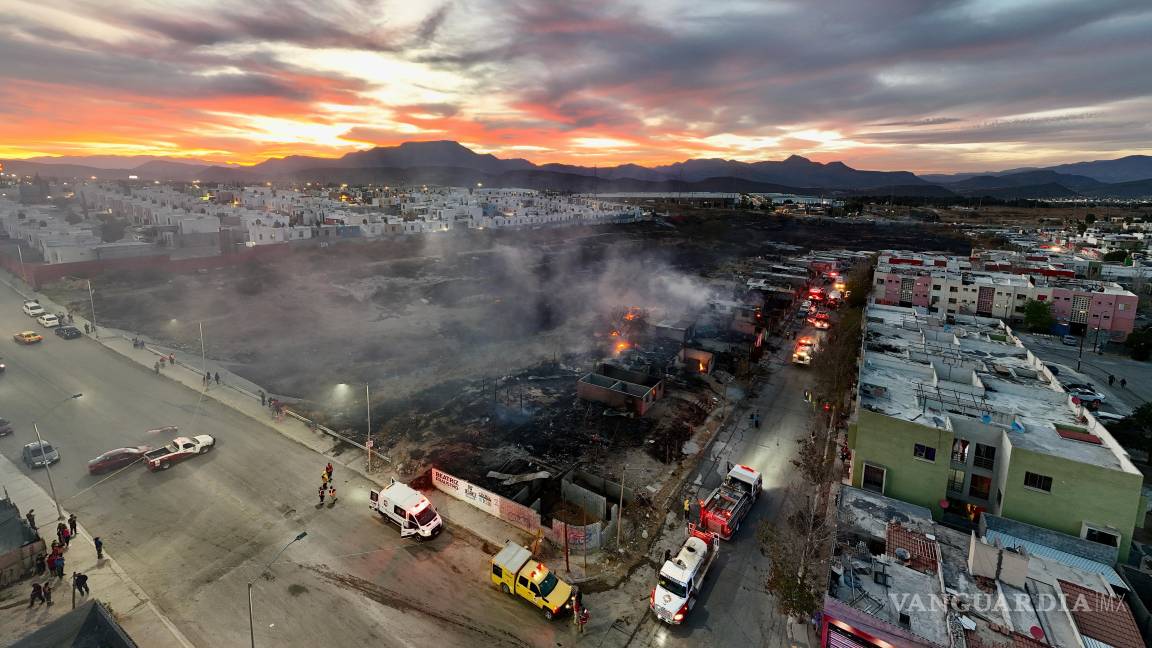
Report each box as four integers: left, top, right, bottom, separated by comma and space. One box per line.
369, 478, 443, 540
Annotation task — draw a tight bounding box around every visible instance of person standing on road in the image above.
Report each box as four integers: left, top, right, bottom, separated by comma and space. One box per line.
1109, 375, 1115, 386
25, 509, 36, 531
43, 581, 53, 606
321, 470, 329, 486
154, 361, 161, 374
35, 553, 46, 575
55, 555, 65, 578
328, 485, 336, 504
29, 582, 45, 608
683, 497, 691, 521
67, 513, 77, 537
1121, 378, 1127, 389
73, 572, 89, 596
168, 353, 175, 365
318, 485, 326, 505
214, 372, 220, 385
260, 390, 266, 407
325, 462, 334, 482
61, 526, 71, 547
94, 537, 103, 560
56, 523, 66, 546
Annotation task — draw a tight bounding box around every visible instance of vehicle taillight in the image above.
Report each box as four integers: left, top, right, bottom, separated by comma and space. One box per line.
722, 524, 730, 535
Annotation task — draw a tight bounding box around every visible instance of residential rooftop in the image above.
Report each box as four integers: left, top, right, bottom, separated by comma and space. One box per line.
858, 303, 1139, 474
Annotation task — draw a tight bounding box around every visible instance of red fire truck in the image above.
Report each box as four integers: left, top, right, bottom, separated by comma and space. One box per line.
698, 463, 762, 540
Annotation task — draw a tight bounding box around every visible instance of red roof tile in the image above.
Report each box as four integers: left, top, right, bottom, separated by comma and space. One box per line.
886, 523, 939, 574
1058, 580, 1143, 648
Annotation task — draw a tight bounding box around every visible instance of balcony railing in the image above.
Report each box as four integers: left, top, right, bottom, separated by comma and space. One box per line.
951, 452, 968, 465
973, 456, 995, 471
947, 480, 964, 494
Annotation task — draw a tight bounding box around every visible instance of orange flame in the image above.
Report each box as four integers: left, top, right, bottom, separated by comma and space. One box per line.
698, 361, 706, 372
610, 330, 621, 337
615, 341, 630, 353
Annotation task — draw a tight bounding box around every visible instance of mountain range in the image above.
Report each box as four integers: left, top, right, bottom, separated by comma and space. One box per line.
5, 141, 1152, 199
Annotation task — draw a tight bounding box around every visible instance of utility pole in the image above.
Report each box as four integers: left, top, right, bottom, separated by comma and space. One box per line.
87, 279, 98, 338
199, 321, 206, 377
17, 246, 26, 283
617, 464, 627, 550
366, 383, 373, 472
1076, 328, 1086, 372
33, 423, 63, 520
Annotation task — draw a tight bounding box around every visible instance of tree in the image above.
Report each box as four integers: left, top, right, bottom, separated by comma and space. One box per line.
1022, 299, 1055, 333
759, 491, 836, 619
1085, 213, 1096, 225
1126, 327, 1152, 361
99, 220, 126, 242
1103, 250, 1128, 263
844, 260, 875, 310
1110, 403, 1152, 461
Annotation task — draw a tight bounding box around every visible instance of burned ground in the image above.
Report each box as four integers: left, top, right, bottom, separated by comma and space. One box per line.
41, 211, 966, 478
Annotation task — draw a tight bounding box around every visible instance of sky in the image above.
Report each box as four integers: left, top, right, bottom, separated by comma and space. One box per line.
1, 0, 1151, 173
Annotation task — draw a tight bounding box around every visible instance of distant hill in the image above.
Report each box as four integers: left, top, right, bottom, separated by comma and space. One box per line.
947, 170, 1105, 193
1045, 155, 1152, 183
4, 142, 1151, 198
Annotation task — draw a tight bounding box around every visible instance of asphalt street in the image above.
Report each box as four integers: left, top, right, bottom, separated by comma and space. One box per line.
0, 283, 568, 647
1015, 332, 1151, 415
618, 327, 820, 648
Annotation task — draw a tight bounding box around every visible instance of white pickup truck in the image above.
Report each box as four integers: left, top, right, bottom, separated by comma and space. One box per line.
651, 524, 720, 624
144, 435, 215, 471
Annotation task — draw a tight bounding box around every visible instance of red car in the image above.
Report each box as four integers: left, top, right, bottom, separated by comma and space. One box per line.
87, 446, 151, 475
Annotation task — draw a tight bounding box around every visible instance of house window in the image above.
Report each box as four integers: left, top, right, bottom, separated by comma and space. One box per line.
947, 469, 964, 494
951, 439, 970, 464
1023, 472, 1053, 493
974, 444, 996, 470
1083, 525, 1120, 548
932, 284, 941, 291
969, 475, 992, 500
913, 444, 936, 462
862, 464, 886, 493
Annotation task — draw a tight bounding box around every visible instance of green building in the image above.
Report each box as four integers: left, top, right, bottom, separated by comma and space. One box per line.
848, 304, 1145, 560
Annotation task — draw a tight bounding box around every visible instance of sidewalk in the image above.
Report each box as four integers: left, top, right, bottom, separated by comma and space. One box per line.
0, 453, 193, 648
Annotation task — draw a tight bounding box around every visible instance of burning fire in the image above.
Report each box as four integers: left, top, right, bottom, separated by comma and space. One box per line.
615, 340, 631, 354
698, 361, 707, 372
610, 330, 621, 337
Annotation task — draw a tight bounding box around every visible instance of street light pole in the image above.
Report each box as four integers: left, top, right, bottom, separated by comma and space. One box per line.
365, 384, 373, 472
32, 423, 62, 520
199, 321, 206, 377
31, 393, 82, 520
249, 531, 307, 648
87, 279, 98, 338
617, 464, 627, 550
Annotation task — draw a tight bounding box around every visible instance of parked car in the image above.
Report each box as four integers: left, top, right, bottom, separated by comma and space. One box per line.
1062, 335, 1079, 346
37, 313, 60, 328
0, 418, 12, 436
1093, 411, 1125, 423
54, 326, 81, 340
88, 446, 152, 475
22, 440, 59, 468
22, 301, 44, 317
1068, 387, 1105, 403
13, 331, 43, 345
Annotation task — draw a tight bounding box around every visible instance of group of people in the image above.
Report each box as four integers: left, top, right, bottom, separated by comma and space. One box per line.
27, 514, 96, 608
202, 371, 221, 385
318, 463, 336, 505
151, 353, 178, 374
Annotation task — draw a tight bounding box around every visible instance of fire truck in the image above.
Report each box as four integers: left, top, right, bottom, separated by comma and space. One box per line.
698, 463, 762, 540
650, 524, 720, 624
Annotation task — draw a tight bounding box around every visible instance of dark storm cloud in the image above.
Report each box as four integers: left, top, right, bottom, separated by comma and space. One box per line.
419, 0, 1152, 143
118, 1, 404, 52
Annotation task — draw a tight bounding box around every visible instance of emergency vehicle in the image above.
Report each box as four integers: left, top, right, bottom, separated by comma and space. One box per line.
792, 336, 817, 365
490, 541, 575, 620
651, 524, 720, 624
369, 478, 443, 539
698, 463, 761, 540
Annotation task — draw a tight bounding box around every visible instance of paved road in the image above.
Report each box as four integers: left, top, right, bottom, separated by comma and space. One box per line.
1015, 332, 1150, 415
0, 284, 563, 647
618, 328, 819, 648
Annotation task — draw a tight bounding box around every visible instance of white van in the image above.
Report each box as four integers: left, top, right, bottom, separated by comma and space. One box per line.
369, 478, 443, 540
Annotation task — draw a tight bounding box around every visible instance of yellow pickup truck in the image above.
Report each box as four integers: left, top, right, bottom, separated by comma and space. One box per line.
490, 542, 574, 620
